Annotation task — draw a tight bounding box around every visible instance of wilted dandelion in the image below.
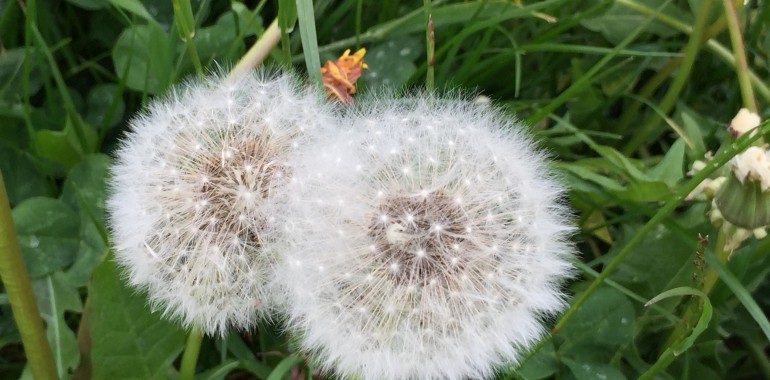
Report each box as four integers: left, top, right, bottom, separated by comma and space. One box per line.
276, 96, 575, 379
320, 48, 367, 104
108, 72, 325, 336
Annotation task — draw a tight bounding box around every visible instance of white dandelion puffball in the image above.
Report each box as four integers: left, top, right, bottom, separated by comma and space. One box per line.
278, 97, 575, 379
108, 72, 326, 336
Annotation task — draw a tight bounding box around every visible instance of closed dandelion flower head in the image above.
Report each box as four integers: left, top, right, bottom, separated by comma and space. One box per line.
278, 97, 575, 379
108, 72, 324, 336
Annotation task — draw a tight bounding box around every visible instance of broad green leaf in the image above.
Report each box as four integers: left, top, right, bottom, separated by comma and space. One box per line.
35, 115, 98, 169
109, 0, 156, 23
193, 24, 241, 66
558, 287, 635, 359
609, 224, 696, 300
113, 24, 174, 95
648, 138, 686, 187
0, 48, 47, 100
85, 84, 125, 128
563, 358, 627, 380
517, 340, 558, 380
90, 259, 186, 380
32, 272, 82, 379
0, 146, 51, 205
60, 154, 111, 287
217, 2, 263, 37
12, 197, 80, 278
581, 0, 690, 45
675, 105, 708, 158
362, 37, 421, 91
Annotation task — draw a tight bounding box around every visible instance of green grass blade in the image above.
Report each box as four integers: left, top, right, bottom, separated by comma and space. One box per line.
705, 249, 770, 341
295, 0, 322, 88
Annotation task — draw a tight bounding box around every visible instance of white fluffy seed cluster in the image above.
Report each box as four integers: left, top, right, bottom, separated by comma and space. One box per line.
275, 97, 574, 380
108, 72, 327, 336
108, 71, 575, 378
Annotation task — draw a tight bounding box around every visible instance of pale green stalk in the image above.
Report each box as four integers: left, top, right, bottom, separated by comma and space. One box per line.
0, 172, 58, 380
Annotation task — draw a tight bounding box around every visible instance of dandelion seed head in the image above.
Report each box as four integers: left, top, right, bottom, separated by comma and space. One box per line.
108, 71, 328, 336
276, 96, 575, 379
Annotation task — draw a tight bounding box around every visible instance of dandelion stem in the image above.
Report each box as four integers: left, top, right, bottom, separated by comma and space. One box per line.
722, 0, 758, 112
179, 328, 203, 380
229, 18, 281, 80
0, 171, 58, 380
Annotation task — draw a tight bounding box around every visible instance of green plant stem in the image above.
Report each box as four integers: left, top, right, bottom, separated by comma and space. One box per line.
179, 328, 203, 380
424, 0, 435, 92
620, 0, 712, 155
637, 348, 677, 380
173, 0, 203, 75
228, 18, 281, 80
615, 0, 770, 103
0, 172, 58, 380
722, 0, 757, 112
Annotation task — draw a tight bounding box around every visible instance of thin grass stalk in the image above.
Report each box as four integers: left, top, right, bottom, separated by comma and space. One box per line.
424, 0, 435, 91
620, 0, 712, 155
722, 0, 758, 112
295, 0, 323, 89
615, 0, 770, 102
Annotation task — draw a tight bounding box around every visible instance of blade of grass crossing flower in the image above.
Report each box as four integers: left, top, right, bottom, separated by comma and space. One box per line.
705, 249, 770, 341
295, 0, 322, 89
266, 355, 303, 380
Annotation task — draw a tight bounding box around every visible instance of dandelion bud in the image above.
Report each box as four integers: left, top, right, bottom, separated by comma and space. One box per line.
108, 72, 325, 335
276, 97, 575, 379
715, 147, 770, 229
728, 108, 761, 138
